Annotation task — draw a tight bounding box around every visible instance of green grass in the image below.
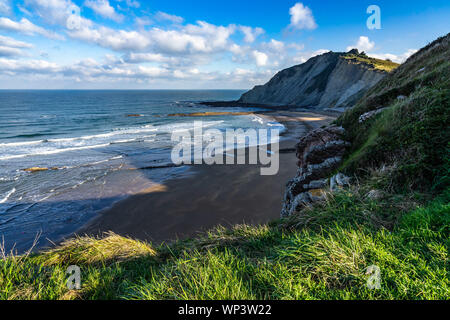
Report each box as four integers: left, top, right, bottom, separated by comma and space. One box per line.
1, 185, 448, 300
342, 53, 399, 72
337, 33, 450, 193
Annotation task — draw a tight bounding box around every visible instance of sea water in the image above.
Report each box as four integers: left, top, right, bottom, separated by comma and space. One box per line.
0, 90, 284, 252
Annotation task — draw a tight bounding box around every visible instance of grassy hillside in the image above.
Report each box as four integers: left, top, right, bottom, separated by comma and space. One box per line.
1, 186, 448, 300
1, 34, 449, 300
337, 33, 450, 192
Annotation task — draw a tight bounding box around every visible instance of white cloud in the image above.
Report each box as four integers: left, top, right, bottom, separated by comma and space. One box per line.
117, 0, 140, 9
25, 0, 74, 26
346, 36, 417, 63
0, 46, 25, 57
85, 0, 124, 23
252, 50, 268, 66
293, 49, 330, 64
18, 5, 33, 16
346, 36, 375, 52
147, 21, 235, 54
287, 43, 305, 51
228, 37, 308, 70
239, 26, 264, 43
149, 28, 205, 53
267, 39, 284, 51
229, 43, 244, 55
368, 49, 417, 63
125, 53, 163, 63
311, 49, 330, 56
0, 35, 33, 57
0, 0, 11, 15
69, 26, 151, 51
137, 65, 168, 77
0, 58, 60, 73
289, 2, 317, 30
0, 3, 327, 88
346, 36, 416, 63
135, 16, 153, 29
67, 20, 236, 55
233, 68, 252, 76
155, 11, 184, 24
0, 55, 276, 89
24, 0, 95, 33
0, 17, 63, 40
184, 21, 235, 50
0, 35, 33, 48
124, 52, 172, 63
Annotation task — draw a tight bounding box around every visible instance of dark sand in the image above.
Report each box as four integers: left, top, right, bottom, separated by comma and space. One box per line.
78, 111, 336, 244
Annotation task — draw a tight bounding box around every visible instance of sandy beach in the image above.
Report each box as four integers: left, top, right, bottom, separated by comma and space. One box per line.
78, 111, 336, 244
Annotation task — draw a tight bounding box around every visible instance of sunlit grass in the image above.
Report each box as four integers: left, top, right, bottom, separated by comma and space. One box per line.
342, 54, 400, 72
1, 187, 448, 300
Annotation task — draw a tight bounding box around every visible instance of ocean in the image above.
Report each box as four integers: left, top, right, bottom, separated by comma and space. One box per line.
0, 90, 284, 252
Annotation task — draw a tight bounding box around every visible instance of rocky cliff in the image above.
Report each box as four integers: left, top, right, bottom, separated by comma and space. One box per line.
281, 125, 350, 217
239, 50, 398, 110
282, 33, 449, 218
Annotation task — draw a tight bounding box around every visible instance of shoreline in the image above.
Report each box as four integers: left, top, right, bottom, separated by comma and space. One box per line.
76, 111, 336, 246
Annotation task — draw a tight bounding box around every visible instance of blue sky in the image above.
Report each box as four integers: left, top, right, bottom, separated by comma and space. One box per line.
0, 0, 448, 89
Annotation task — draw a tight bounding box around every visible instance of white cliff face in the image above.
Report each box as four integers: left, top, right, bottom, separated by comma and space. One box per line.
239, 51, 386, 109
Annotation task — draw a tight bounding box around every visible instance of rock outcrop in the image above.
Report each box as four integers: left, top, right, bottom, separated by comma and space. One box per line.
281, 125, 350, 217
358, 107, 387, 123
239, 50, 388, 110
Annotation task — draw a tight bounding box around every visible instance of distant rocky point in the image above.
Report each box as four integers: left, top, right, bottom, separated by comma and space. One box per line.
238, 50, 399, 110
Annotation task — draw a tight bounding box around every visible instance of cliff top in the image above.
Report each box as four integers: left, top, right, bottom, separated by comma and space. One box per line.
341, 50, 400, 72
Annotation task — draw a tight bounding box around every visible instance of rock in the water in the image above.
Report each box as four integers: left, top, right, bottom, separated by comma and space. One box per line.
23, 167, 49, 173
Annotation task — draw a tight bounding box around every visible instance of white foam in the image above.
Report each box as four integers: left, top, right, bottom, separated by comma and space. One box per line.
110, 139, 144, 144
86, 155, 123, 166
0, 140, 43, 147
156, 120, 224, 133
0, 125, 158, 149
0, 188, 16, 204
252, 116, 265, 125
0, 143, 110, 160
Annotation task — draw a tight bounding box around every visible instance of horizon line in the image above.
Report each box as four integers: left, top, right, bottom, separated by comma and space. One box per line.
0, 88, 250, 91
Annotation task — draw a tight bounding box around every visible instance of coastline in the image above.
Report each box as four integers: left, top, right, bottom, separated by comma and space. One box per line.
76, 111, 336, 245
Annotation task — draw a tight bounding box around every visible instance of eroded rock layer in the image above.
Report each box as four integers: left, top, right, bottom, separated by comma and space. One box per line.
239, 50, 387, 110
281, 125, 350, 217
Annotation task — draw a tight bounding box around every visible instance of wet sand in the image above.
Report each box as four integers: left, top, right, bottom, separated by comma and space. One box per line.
78, 111, 336, 245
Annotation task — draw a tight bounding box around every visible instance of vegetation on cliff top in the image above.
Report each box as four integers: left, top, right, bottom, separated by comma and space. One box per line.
341, 52, 400, 72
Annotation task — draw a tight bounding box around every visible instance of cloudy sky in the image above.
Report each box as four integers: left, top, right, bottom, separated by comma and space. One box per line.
0, 0, 448, 89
